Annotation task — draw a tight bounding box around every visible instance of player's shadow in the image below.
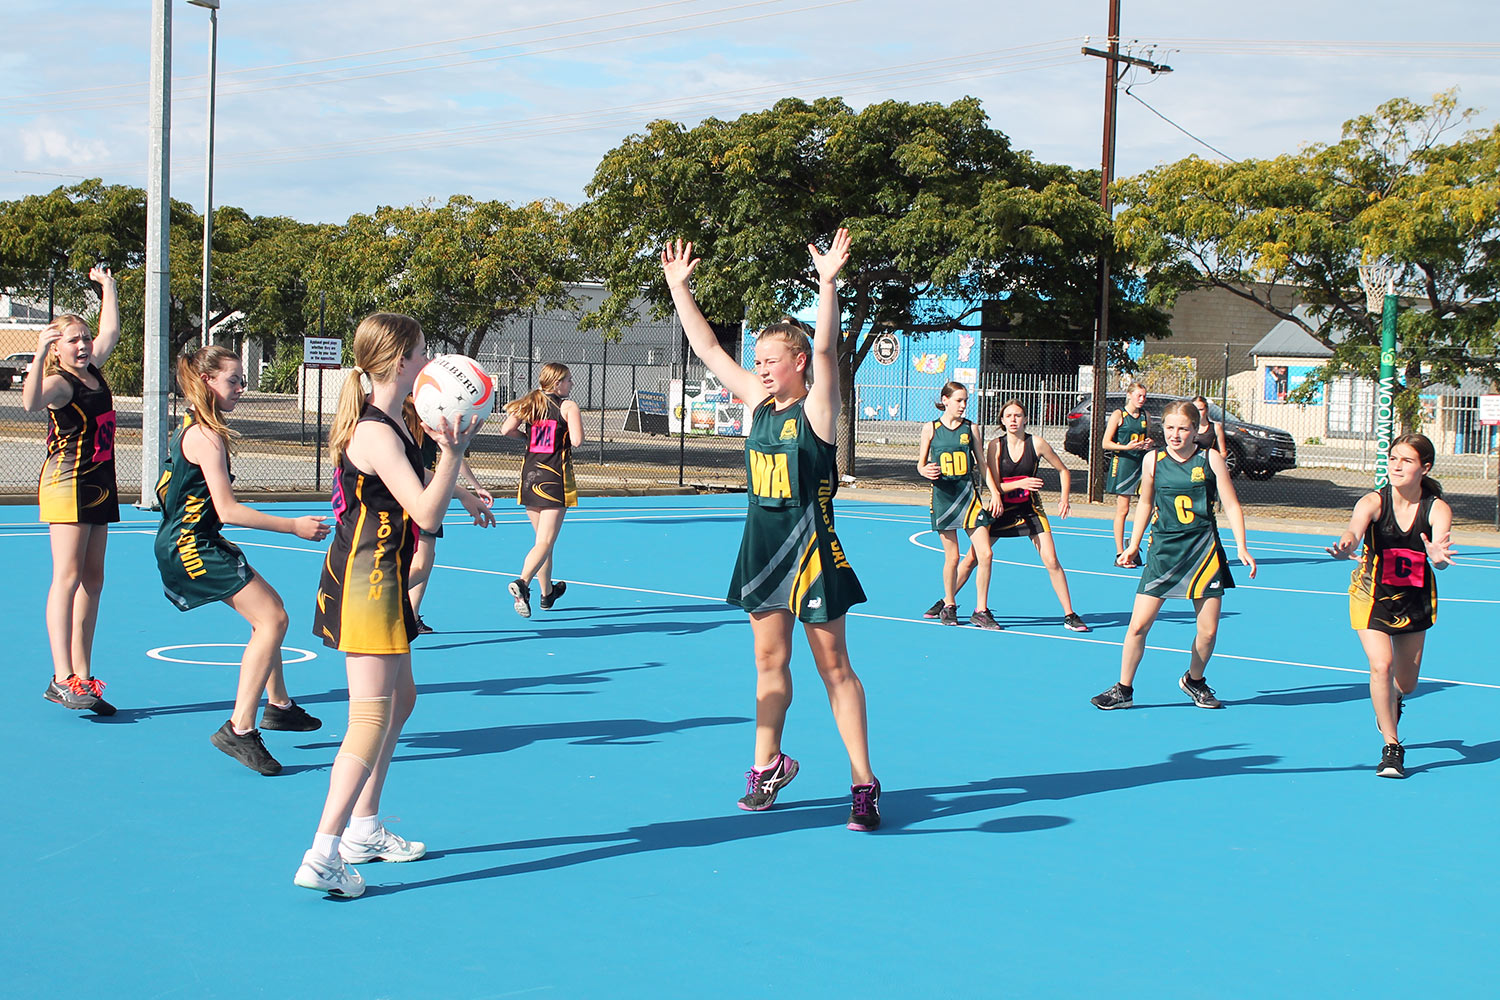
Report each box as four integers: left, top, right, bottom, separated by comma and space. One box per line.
419, 605, 741, 651
361, 745, 1363, 895
1228, 679, 1455, 710
281, 714, 748, 773
1401, 738, 1500, 775
83, 662, 666, 726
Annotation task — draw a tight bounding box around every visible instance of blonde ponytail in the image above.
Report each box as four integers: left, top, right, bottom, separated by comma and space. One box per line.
505, 361, 570, 425
175, 345, 239, 444
327, 313, 422, 465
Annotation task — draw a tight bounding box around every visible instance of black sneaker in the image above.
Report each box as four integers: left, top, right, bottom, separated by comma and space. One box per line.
1091, 682, 1133, 710
938, 604, 959, 626
508, 579, 532, 618
1063, 613, 1091, 633
847, 778, 881, 831
922, 599, 945, 619
1377, 742, 1406, 779
1179, 672, 1223, 709
414, 616, 434, 636
261, 699, 321, 732
539, 581, 567, 610
737, 753, 799, 811
211, 721, 282, 776
969, 609, 1003, 631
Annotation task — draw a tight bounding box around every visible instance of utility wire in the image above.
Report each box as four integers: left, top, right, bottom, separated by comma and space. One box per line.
1124, 87, 1238, 162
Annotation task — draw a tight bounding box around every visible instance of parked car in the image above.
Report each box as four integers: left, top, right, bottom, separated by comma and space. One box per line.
0, 352, 32, 390
1063, 393, 1297, 480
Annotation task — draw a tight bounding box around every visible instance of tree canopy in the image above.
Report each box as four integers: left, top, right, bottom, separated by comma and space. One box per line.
1115, 91, 1500, 424
577, 95, 1165, 466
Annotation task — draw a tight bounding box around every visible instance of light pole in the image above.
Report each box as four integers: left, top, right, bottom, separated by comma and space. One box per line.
189, 0, 219, 347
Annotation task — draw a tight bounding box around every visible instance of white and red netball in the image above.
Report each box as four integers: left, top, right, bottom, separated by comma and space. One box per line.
413, 354, 495, 430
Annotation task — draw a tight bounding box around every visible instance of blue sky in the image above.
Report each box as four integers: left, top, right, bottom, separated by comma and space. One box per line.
3, 1, 1498, 223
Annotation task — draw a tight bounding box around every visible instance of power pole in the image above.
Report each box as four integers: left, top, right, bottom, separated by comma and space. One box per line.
1081, 2, 1170, 502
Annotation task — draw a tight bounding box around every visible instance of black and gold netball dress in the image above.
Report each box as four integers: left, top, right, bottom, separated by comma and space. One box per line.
928, 418, 989, 531
517, 393, 577, 510
1193, 420, 1220, 452
990, 433, 1052, 538
1104, 408, 1149, 497
313, 407, 422, 654
153, 412, 254, 611
38, 364, 119, 524
1348, 484, 1439, 634
727, 398, 866, 623
1137, 448, 1234, 599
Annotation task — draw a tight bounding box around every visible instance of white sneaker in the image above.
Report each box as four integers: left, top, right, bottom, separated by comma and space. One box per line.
294, 851, 366, 897
339, 825, 427, 864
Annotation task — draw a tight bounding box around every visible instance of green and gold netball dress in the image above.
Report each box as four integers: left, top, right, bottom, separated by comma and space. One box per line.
1137, 448, 1234, 599
727, 398, 866, 622
153, 412, 255, 611
1348, 484, 1438, 634
1104, 409, 1149, 497
928, 418, 990, 531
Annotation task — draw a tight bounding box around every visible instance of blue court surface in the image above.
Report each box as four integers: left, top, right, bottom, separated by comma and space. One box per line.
3, 494, 1498, 1000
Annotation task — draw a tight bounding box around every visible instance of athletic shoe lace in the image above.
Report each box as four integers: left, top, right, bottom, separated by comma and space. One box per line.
84, 677, 106, 697
851, 785, 877, 816
65, 675, 94, 697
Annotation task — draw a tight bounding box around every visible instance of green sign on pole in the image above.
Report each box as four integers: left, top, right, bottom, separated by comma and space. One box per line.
1373, 290, 1397, 488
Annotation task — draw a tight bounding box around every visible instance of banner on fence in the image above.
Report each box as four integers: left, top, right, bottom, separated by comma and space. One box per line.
1480, 394, 1500, 426
668, 375, 748, 437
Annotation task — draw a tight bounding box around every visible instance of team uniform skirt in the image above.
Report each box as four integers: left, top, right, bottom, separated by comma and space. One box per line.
728, 503, 867, 623
1105, 453, 1144, 497
1137, 527, 1235, 599
157, 536, 255, 611
989, 494, 1051, 538
930, 478, 990, 532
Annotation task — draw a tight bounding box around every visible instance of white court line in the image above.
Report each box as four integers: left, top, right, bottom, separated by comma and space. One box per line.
907, 531, 1500, 603
225, 537, 1500, 692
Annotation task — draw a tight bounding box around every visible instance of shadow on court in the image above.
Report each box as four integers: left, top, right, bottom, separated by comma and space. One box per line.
288, 714, 750, 768
359, 745, 1364, 895
1403, 739, 1500, 774
1000, 609, 1240, 630
418, 604, 742, 651
81, 662, 670, 725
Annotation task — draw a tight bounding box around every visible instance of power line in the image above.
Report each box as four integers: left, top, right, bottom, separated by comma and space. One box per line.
1123, 87, 1238, 162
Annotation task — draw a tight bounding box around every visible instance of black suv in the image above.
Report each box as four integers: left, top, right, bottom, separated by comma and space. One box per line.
1063, 393, 1297, 480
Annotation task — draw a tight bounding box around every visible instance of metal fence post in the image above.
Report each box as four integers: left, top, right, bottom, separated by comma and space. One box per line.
599, 339, 608, 466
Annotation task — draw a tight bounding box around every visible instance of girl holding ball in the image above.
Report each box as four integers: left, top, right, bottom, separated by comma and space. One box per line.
296, 313, 482, 898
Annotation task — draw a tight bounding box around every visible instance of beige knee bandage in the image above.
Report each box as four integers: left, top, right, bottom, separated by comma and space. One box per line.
337, 697, 393, 770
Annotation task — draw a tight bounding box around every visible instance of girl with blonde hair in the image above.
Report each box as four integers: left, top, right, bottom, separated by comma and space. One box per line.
662, 230, 882, 832
497, 361, 583, 616
23, 266, 121, 715
154, 345, 331, 775
295, 313, 483, 898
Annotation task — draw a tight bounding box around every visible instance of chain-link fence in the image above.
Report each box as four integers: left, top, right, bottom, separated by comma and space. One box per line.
3, 321, 1498, 531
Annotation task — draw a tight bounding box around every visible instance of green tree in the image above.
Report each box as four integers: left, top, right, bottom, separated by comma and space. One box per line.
577, 96, 1164, 471
1115, 91, 1500, 428
317, 195, 578, 358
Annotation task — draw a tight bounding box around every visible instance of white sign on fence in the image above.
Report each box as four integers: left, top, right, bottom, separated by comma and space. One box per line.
1480, 394, 1500, 426
302, 337, 342, 368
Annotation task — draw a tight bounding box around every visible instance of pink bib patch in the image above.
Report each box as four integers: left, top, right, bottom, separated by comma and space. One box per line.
1380, 547, 1426, 588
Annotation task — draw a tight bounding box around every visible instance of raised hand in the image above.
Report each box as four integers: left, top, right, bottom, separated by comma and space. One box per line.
1420, 531, 1457, 567
1324, 532, 1359, 560
809, 227, 850, 284
36, 325, 63, 358
660, 239, 701, 288
294, 515, 330, 541
89, 265, 115, 286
